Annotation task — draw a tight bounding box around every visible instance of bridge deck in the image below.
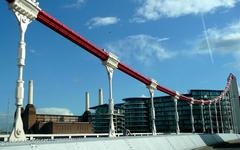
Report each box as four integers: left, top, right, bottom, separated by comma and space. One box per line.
195, 139, 240, 150
0, 133, 239, 150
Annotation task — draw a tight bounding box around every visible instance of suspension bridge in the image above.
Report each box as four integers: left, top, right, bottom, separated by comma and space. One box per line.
1, 0, 240, 149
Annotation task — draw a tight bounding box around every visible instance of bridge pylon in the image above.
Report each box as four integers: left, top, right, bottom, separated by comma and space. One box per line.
173, 92, 180, 134
103, 52, 119, 138
147, 79, 158, 136
8, 0, 40, 142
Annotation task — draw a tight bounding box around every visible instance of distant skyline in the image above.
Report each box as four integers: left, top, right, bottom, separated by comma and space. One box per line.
0, 0, 240, 130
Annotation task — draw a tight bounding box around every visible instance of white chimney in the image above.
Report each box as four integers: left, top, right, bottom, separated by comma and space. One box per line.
28, 80, 33, 105
99, 88, 103, 105
85, 92, 90, 111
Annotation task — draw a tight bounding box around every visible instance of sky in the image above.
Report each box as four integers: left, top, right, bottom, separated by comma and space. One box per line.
0, 0, 240, 131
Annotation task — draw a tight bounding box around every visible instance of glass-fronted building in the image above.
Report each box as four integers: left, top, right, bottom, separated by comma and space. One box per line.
123, 89, 238, 133
90, 87, 239, 134
90, 104, 124, 133
190, 90, 222, 133
124, 98, 150, 133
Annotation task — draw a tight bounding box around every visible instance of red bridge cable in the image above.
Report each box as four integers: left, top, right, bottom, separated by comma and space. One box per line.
37, 11, 109, 61
34, 10, 233, 105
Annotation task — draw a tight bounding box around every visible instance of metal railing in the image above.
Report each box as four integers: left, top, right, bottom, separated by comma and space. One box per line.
0, 132, 171, 142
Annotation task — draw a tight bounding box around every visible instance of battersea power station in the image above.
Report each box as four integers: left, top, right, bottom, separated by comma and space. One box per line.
22, 78, 240, 135
22, 80, 93, 134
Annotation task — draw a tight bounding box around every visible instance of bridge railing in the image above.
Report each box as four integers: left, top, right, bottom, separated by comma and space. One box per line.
0, 133, 119, 142
0, 133, 156, 141
0, 132, 204, 142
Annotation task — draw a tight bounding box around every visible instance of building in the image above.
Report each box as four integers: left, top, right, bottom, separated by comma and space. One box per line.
90, 103, 124, 133
124, 98, 150, 133
22, 103, 93, 134
22, 80, 93, 134
89, 78, 239, 134
123, 88, 239, 134
90, 89, 237, 134
23, 78, 239, 135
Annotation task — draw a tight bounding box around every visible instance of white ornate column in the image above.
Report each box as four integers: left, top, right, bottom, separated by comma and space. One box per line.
214, 101, 219, 133
9, 12, 30, 142
103, 52, 119, 138
224, 94, 230, 132
227, 99, 231, 132
201, 100, 206, 133
228, 92, 235, 133
8, 0, 40, 142
173, 92, 180, 134
218, 98, 224, 133
147, 79, 158, 136
225, 93, 233, 133
209, 102, 214, 134
190, 100, 195, 133
229, 100, 234, 133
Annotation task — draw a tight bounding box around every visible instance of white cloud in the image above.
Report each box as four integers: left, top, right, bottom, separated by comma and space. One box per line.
37, 107, 74, 116
225, 51, 240, 70
64, 0, 85, 8
191, 21, 240, 70
194, 21, 240, 54
106, 34, 175, 65
140, 94, 147, 98
134, 0, 239, 22
86, 17, 120, 29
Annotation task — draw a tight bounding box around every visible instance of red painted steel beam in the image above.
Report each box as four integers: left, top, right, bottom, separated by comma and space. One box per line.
37, 10, 154, 86
179, 95, 192, 103
118, 63, 151, 85
6, 0, 233, 105
37, 11, 109, 61
156, 85, 176, 97
36, 10, 177, 96
6, 0, 179, 100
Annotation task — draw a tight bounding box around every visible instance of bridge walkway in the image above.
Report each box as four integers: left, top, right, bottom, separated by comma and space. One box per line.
195, 139, 240, 150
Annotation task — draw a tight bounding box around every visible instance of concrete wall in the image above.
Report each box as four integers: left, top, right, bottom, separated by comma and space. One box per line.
1, 133, 240, 150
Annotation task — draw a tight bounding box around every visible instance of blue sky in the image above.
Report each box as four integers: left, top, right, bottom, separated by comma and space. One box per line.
0, 0, 240, 130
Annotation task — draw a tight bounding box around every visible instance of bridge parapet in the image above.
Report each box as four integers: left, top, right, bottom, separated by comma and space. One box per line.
1, 133, 240, 150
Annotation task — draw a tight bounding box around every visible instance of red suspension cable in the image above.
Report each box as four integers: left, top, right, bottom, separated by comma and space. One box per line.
6, 0, 234, 105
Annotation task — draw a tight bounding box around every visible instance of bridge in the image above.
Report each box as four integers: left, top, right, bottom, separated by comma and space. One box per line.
1, 0, 240, 149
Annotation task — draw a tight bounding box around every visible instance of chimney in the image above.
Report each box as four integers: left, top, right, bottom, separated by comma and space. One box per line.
28, 80, 33, 105
99, 88, 103, 105
85, 92, 90, 111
